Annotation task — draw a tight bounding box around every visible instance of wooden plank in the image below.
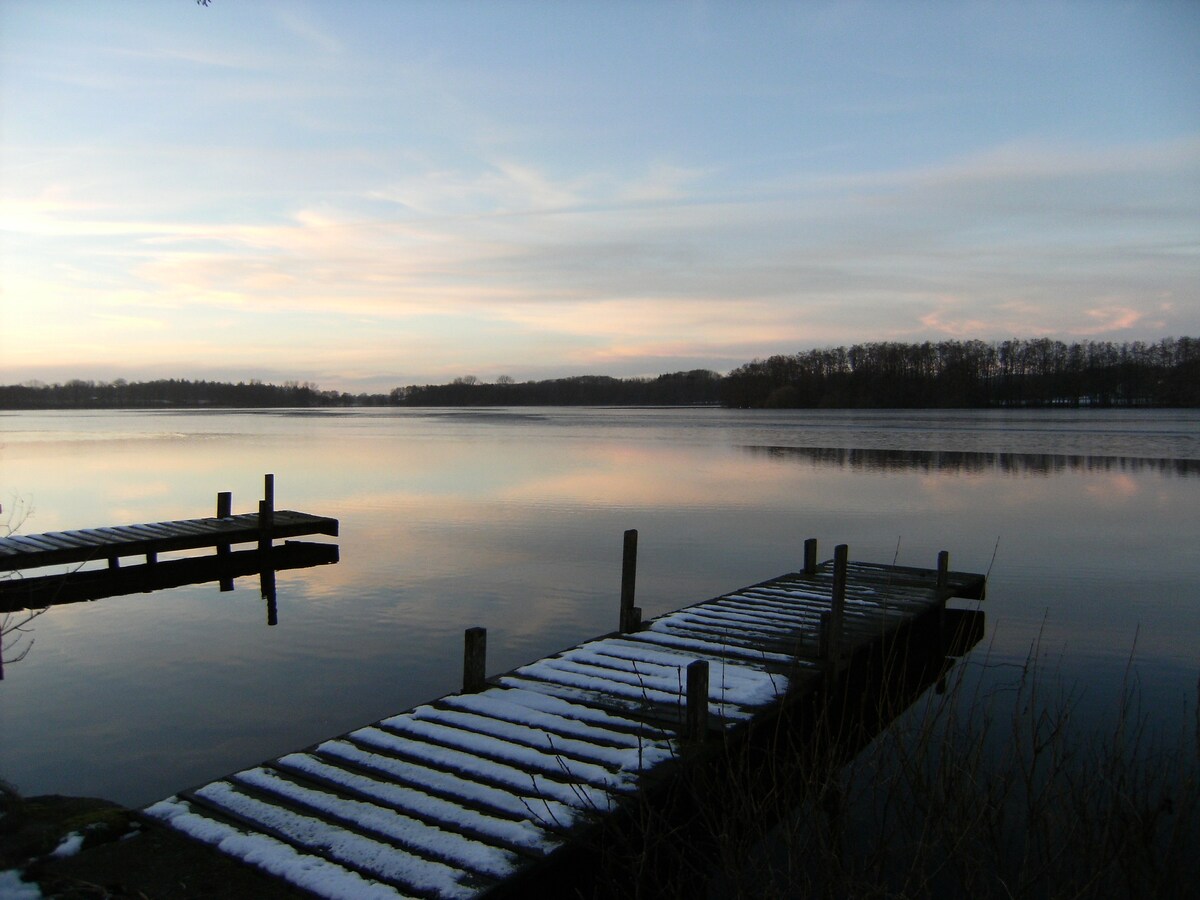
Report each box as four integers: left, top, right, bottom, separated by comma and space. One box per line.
266, 756, 550, 860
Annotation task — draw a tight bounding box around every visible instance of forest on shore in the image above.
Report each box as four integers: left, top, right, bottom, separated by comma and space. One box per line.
2, 337, 1197, 409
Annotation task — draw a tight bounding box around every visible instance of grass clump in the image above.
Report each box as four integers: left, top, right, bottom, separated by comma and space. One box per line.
580, 627, 1199, 900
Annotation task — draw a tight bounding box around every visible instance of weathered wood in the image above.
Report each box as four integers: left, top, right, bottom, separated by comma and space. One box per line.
804, 537, 818, 575
619, 528, 638, 633
217, 491, 232, 519
257, 501, 271, 552
463, 626, 487, 693
143, 549, 987, 900
0, 510, 338, 573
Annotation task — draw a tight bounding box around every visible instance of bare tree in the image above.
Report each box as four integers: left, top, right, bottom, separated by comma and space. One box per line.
1, 497, 46, 680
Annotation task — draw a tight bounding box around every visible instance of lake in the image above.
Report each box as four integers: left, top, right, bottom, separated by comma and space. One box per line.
1, 407, 1198, 808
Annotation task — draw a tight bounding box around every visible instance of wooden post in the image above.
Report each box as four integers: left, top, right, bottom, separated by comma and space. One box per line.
258, 499, 273, 552
686, 659, 709, 742
216, 491, 233, 558
804, 538, 818, 576
146, 551, 157, 565
463, 627, 487, 693
107, 555, 120, 570
263, 474, 274, 512
619, 529, 639, 633
827, 544, 848, 674
935, 549, 949, 645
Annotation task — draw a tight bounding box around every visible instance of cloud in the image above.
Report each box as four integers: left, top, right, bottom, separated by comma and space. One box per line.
4, 117, 1197, 386
1078, 306, 1147, 335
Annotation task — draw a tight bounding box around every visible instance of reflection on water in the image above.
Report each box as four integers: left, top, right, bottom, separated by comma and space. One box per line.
744, 445, 1200, 477
0, 408, 1197, 807
0, 542, 339, 676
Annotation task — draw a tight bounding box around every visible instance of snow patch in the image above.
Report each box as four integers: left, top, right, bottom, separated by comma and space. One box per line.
0, 869, 42, 900
50, 831, 85, 858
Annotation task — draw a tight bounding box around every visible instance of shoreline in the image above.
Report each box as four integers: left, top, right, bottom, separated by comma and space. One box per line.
1, 791, 300, 899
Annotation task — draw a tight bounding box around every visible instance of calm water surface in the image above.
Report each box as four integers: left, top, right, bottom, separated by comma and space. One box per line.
1, 408, 1198, 806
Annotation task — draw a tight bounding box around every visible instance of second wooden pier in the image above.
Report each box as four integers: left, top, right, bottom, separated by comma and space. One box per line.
0, 475, 338, 574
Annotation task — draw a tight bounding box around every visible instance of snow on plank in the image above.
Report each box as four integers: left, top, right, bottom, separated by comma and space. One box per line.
409, 705, 672, 773
440, 688, 669, 748
378, 712, 633, 791
627, 627, 799, 665
186, 780, 486, 898
569, 646, 788, 706
145, 797, 412, 900
347, 726, 615, 812
314, 739, 579, 828
230, 766, 519, 880
274, 752, 558, 855
512, 656, 753, 722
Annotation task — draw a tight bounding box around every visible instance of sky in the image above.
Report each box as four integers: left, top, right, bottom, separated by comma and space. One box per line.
1, 1, 1198, 393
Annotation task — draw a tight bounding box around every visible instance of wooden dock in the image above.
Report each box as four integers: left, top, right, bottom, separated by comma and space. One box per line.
141, 535, 986, 900
0, 475, 337, 574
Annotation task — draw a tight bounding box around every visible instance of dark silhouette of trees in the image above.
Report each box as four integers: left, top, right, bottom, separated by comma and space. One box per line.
394, 370, 723, 407
719, 337, 1199, 408
0, 378, 391, 409
2, 339, 1195, 410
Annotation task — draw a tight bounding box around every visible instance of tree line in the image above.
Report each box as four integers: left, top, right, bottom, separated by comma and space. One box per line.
0, 378, 391, 409
720, 337, 1200, 408
2, 338, 1196, 409
392, 370, 723, 406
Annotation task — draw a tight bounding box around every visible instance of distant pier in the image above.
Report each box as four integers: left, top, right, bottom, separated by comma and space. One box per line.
0, 475, 338, 574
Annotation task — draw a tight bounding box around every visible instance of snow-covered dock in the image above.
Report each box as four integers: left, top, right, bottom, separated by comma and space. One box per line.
143, 539, 985, 900
0, 475, 337, 574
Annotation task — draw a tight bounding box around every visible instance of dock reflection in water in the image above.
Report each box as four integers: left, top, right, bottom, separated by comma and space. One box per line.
0, 541, 339, 678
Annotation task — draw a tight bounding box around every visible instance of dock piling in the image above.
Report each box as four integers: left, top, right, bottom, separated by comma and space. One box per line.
686, 659, 709, 742
619, 529, 639, 633
936, 550, 949, 599
936, 549, 950, 642
804, 538, 818, 575
257, 501, 273, 552
463, 627, 487, 693
258, 475, 275, 552
216, 492, 233, 558
827, 544, 848, 674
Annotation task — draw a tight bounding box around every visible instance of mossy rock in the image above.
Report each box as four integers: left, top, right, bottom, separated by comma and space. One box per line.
0, 794, 132, 868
